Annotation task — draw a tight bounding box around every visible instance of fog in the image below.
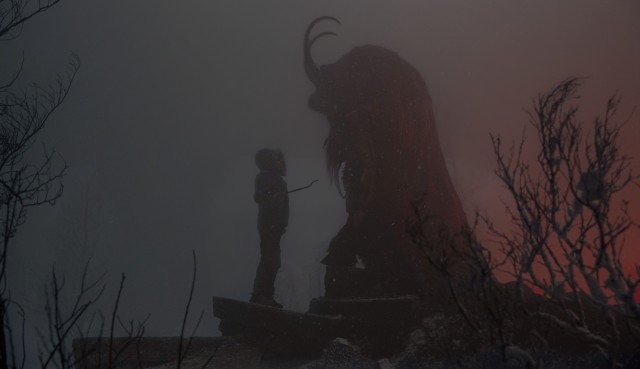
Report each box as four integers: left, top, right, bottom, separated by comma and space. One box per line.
3, 0, 639, 355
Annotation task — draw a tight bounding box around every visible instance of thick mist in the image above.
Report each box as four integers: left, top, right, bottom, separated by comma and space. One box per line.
3, 0, 639, 355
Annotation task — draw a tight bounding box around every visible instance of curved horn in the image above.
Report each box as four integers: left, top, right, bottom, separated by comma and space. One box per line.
304, 16, 341, 83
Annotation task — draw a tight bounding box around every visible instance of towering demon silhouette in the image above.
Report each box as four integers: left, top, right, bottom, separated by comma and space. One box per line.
304, 17, 469, 299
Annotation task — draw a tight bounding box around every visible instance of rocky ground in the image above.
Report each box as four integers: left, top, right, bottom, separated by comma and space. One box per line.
74, 293, 640, 368
75, 310, 640, 369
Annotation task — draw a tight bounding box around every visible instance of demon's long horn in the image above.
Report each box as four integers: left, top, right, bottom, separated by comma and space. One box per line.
304, 16, 341, 83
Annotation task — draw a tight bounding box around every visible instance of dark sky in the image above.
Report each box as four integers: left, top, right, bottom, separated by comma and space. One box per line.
4, 0, 640, 342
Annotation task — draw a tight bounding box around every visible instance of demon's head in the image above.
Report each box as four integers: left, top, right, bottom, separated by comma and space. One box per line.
304, 17, 438, 200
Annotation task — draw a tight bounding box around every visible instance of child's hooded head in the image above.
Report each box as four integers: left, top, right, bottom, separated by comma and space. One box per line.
255, 148, 286, 176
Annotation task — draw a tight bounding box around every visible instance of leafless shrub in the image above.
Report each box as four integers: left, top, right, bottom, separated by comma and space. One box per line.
37, 264, 105, 369
1, 1, 79, 367
408, 77, 640, 368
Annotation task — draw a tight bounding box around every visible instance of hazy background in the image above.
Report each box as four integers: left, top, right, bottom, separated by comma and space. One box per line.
2, 0, 639, 348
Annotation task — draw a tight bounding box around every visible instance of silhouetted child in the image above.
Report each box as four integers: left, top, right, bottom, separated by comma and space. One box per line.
251, 148, 289, 308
